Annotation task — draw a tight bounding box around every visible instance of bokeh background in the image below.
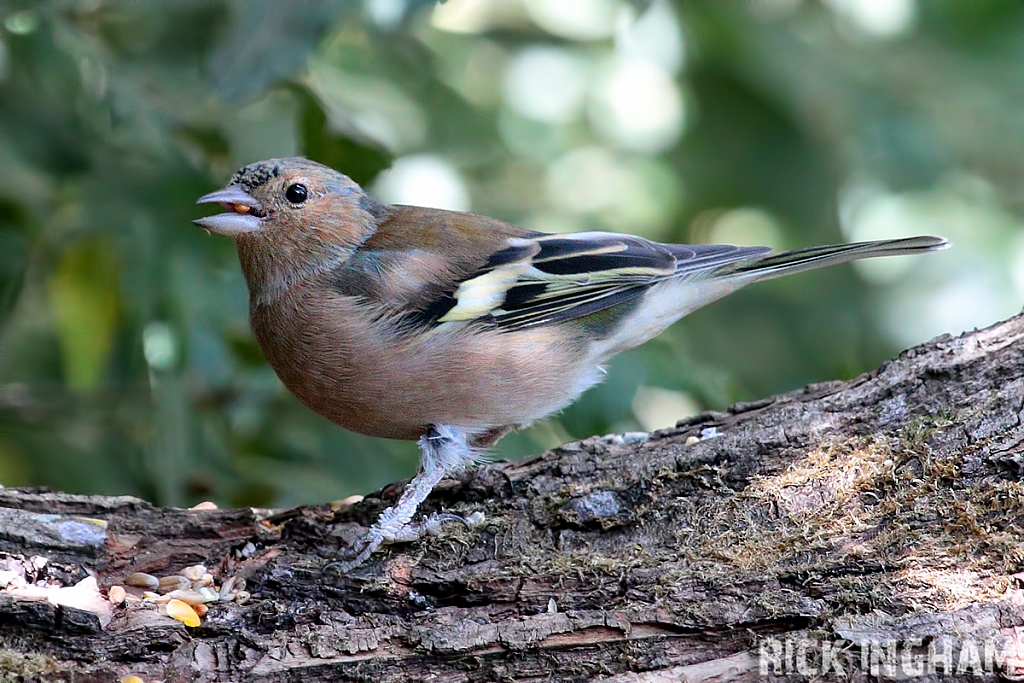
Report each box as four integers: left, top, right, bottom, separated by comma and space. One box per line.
0, 0, 1021, 508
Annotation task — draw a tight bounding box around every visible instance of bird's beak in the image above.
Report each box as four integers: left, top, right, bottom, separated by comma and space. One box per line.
194, 186, 265, 236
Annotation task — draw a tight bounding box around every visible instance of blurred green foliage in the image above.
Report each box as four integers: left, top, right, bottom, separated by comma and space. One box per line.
0, 0, 1021, 507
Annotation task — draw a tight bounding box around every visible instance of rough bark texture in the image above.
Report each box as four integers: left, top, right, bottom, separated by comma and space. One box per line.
3, 314, 1024, 682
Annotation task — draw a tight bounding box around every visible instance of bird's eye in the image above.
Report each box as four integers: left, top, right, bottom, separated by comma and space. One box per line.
285, 183, 308, 204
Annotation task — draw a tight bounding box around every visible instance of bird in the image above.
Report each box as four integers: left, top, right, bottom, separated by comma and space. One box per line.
195, 156, 949, 570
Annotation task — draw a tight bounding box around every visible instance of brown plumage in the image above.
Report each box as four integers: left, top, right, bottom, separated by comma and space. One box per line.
196, 156, 949, 570
248, 278, 591, 442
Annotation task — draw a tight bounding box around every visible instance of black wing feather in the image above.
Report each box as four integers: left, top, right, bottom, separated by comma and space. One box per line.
407, 233, 773, 332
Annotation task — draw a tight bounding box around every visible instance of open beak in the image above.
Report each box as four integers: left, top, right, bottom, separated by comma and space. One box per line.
194, 186, 265, 236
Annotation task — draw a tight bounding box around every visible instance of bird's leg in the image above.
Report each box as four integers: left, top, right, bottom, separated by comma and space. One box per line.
333, 424, 473, 572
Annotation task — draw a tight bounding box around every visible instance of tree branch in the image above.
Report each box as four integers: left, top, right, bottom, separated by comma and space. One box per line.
3, 313, 1024, 682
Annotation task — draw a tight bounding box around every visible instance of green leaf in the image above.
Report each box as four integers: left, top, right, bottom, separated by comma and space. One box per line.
206, 2, 353, 101
0, 200, 30, 331
49, 239, 120, 391
288, 82, 392, 186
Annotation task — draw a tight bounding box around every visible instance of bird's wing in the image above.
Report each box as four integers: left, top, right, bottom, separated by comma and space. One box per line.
421, 232, 771, 332
347, 206, 772, 332
340, 205, 946, 334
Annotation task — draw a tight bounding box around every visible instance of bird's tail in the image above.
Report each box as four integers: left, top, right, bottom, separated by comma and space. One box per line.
723, 235, 949, 282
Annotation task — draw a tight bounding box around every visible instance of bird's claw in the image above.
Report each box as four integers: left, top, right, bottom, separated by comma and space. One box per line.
325, 511, 483, 574
324, 426, 478, 575
414, 512, 473, 538
326, 529, 384, 574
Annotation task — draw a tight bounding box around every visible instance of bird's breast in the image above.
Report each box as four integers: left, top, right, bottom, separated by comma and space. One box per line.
249, 284, 602, 441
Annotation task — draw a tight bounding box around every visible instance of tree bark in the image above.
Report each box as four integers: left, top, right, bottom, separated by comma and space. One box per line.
3, 314, 1024, 682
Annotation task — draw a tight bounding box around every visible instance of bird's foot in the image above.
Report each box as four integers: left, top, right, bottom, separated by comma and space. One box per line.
329, 511, 482, 573
326, 425, 477, 574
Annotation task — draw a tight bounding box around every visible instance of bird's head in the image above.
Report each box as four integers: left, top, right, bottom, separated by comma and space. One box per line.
195, 157, 384, 303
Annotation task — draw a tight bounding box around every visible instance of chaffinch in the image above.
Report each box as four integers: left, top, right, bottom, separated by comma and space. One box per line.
196, 156, 948, 570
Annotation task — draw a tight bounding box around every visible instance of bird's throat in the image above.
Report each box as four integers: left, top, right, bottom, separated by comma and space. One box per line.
236, 237, 352, 308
